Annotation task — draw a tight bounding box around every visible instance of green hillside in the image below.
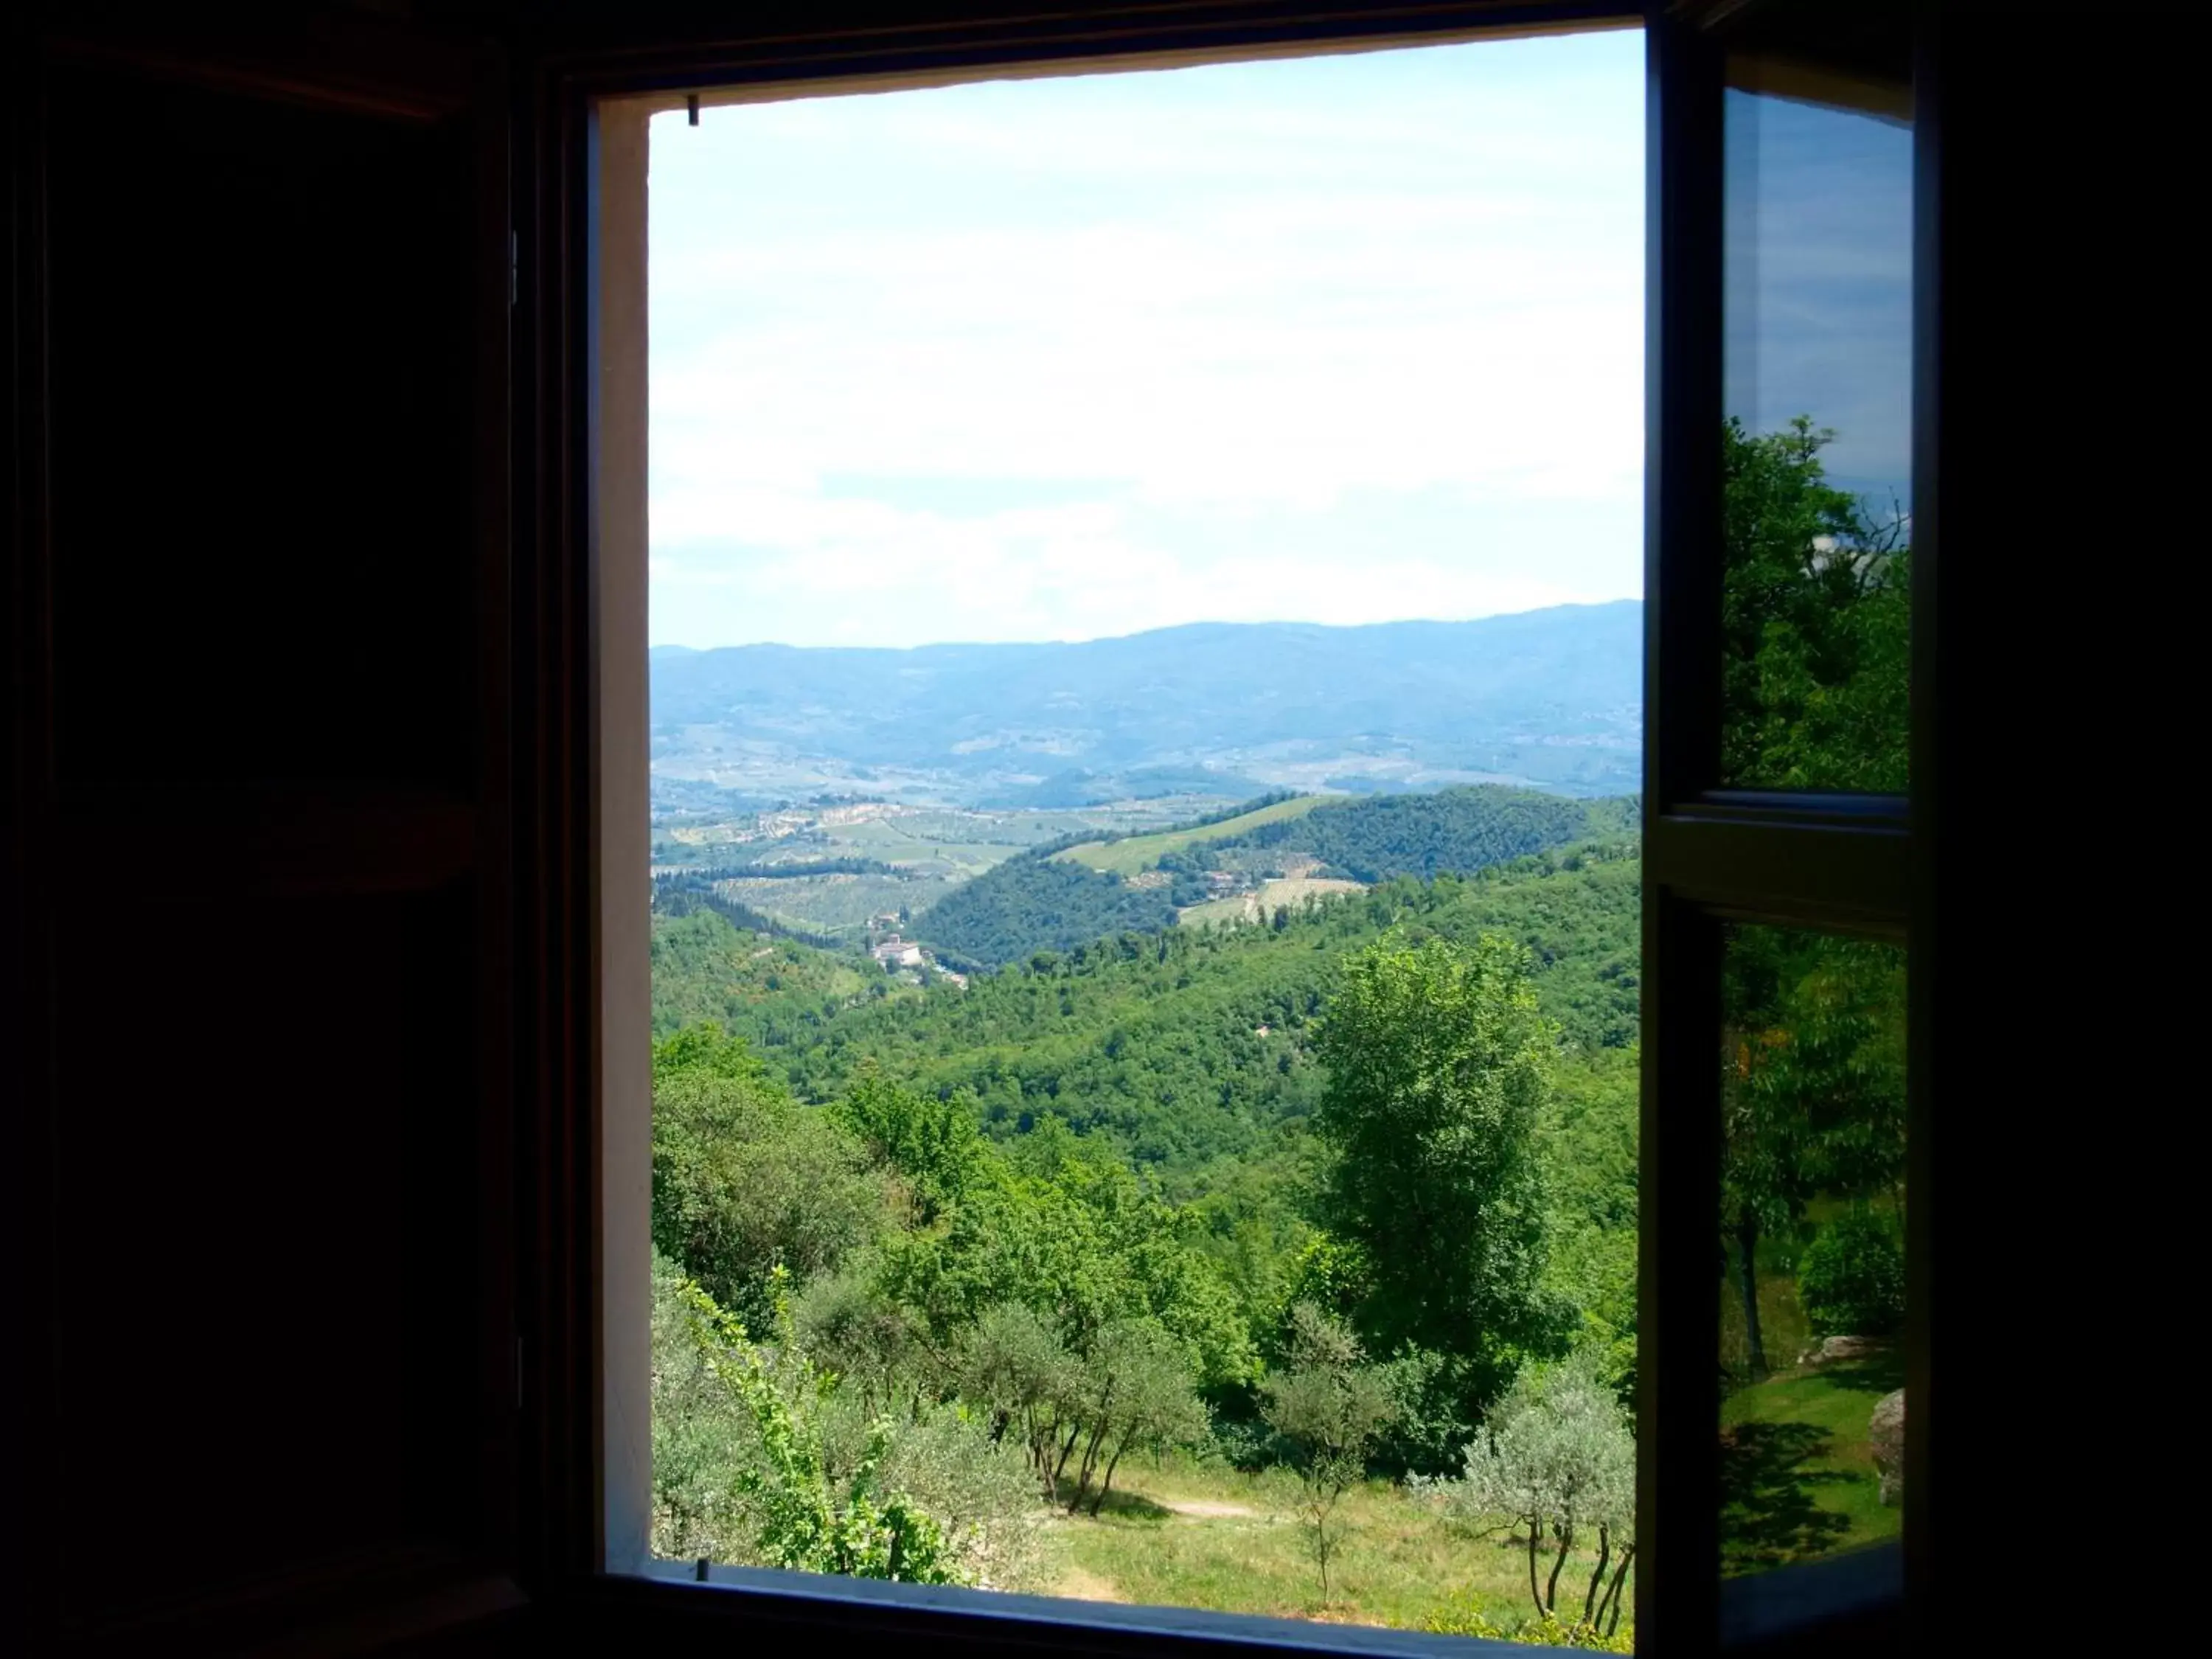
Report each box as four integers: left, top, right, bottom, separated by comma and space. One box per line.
919, 785, 1631, 969
1055, 795, 1331, 874
910, 853, 1183, 970
649, 908, 880, 1038
654, 836, 1640, 1186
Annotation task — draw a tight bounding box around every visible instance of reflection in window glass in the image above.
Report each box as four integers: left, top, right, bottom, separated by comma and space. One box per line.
1719, 40, 1913, 793
1719, 924, 1906, 1578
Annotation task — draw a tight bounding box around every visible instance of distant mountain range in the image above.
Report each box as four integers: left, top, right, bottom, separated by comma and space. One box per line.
650, 600, 1642, 807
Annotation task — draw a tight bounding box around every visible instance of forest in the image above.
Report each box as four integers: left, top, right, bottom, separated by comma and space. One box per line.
646, 420, 1910, 1642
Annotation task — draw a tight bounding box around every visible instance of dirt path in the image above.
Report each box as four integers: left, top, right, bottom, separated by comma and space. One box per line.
1163, 1499, 1259, 1519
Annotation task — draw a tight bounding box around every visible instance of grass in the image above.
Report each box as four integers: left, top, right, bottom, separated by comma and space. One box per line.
1719, 1262, 1813, 1381
1719, 1352, 1903, 1575
1054, 796, 1335, 876
1044, 1454, 1632, 1637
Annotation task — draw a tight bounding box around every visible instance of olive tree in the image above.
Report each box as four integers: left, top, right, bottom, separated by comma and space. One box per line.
1060, 1319, 1208, 1517
1422, 1348, 1635, 1638
1261, 1304, 1397, 1601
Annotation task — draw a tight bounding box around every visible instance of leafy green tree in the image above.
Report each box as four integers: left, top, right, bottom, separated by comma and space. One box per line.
651, 1025, 888, 1326
790, 1268, 931, 1419
1721, 933, 1905, 1374
831, 1067, 984, 1225
959, 1302, 1082, 1502
1721, 415, 1910, 793
1315, 935, 1560, 1400
1260, 1303, 1397, 1601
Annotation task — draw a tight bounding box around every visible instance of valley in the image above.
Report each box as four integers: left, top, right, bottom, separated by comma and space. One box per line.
644, 419, 1909, 1639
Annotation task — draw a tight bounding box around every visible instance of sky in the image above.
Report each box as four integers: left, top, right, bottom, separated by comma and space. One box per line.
1723, 89, 1914, 512
645, 28, 1913, 651
646, 29, 1649, 650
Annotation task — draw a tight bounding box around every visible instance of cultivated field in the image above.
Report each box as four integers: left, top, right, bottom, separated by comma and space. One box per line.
1054, 796, 1334, 876
1178, 876, 1366, 928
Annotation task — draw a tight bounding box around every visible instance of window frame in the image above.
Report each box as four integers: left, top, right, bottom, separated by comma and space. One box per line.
516, 3, 1936, 1652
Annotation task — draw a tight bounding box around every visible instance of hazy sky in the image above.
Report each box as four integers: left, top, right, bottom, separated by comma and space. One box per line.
646, 29, 1649, 649
1724, 88, 1914, 511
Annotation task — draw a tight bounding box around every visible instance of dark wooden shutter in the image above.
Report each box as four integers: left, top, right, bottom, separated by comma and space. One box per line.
7, 12, 521, 1653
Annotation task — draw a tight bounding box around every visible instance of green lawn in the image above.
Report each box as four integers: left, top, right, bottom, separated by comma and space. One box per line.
1046, 1454, 1632, 1638
1719, 1353, 1902, 1575
1054, 797, 1334, 876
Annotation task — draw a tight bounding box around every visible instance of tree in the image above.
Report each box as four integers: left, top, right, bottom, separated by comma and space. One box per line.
1720, 415, 1910, 793
650, 1026, 887, 1326
1422, 1347, 1635, 1638
1060, 1319, 1207, 1517
1314, 935, 1559, 1402
791, 1269, 930, 1420
831, 1068, 983, 1225
1259, 1304, 1397, 1601
1720, 933, 1905, 1374
959, 1303, 1082, 1502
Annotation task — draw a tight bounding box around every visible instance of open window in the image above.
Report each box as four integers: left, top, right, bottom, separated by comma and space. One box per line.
541, 1, 1935, 1652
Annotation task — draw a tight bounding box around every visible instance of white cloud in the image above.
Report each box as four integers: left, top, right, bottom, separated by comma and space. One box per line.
647, 30, 1646, 647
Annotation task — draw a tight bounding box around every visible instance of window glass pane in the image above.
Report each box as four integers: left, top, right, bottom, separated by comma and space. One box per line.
641, 28, 1653, 1644
1719, 922, 1907, 1579
1718, 8, 1913, 793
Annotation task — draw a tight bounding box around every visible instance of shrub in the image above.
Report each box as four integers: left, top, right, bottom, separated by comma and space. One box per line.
1418, 1590, 1635, 1652
1795, 1207, 1905, 1337
873, 1407, 1053, 1592
1206, 1410, 1285, 1474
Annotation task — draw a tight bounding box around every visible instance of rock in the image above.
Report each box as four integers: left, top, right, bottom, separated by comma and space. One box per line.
1797, 1334, 1891, 1367
1868, 1390, 1905, 1506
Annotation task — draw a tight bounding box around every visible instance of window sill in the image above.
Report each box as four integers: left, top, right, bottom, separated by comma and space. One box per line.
1719, 1542, 1902, 1653
599, 1558, 1534, 1658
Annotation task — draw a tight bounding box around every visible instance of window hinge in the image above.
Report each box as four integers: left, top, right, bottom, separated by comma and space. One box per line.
508, 232, 518, 309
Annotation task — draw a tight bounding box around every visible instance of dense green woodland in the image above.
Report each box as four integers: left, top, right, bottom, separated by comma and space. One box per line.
1226, 786, 1633, 884
658, 844, 1638, 1183
913, 855, 1180, 970
644, 421, 1911, 1634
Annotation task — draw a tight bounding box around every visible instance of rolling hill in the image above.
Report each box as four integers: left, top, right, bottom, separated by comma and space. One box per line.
915, 785, 1632, 969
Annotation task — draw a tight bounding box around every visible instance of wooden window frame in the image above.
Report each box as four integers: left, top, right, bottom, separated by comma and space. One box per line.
515, 3, 1938, 1652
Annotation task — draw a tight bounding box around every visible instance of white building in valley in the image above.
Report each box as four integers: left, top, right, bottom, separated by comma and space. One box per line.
871, 933, 925, 970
